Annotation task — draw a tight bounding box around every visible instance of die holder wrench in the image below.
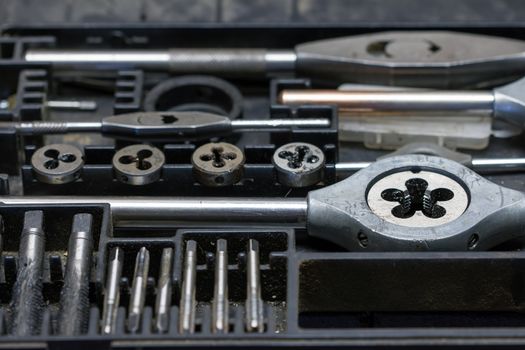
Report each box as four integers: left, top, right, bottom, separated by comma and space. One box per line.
5, 155, 525, 252
0, 111, 329, 141
24, 31, 525, 88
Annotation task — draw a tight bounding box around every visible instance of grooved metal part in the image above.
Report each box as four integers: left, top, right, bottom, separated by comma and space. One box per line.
112, 144, 165, 185
367, 170, 469, 227
31, 144, 85, 184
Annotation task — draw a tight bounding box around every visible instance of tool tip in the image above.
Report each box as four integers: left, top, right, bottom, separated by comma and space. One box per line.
72, 213, 93, 239
23, 210, 44, 233
248, 239, 259, 251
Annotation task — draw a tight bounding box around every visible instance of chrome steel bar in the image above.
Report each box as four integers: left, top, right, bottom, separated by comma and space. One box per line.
279, 90, 495, 116
212, 239, 229, 334
0, 197, 308, 227
127, 247, 150, 334
101, 247, 124, 335
245, 239, 264, 333
154, 247, 174, 333
179, 240, 198, 334
335, 158, 525, 177
25, 49, 296, 76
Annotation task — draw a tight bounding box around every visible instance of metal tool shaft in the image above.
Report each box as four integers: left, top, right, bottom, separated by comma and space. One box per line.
154, 247, 173, 333
10, 211, 46, 336
212, 239, 229, 334
336, 158, 525, 177
280, 74, 525, 125
0, 197, 308, 228
245, 239, 264, 333
127, 247, 150, 333
0, 113, 329, 139
25, 49, 296, 76
57, 213, 94, 336
101, 247, 124, 335
280, 90, 495, 116
179, 240, 198, 334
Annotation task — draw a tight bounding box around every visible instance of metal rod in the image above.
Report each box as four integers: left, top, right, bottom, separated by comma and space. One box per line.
9, 211, 46, 336
24, 49, 296, 76
212, 239, 229, 334
470, 158, 525, 174
101, 247, 124, 335
231, 118, 330, 131
154, 247, 173, 333
335, 158, 525, 177
279, 90, 495, 117
0, 99, 98, 112
46, 100, 98, 111
179, 240, 197, 334
57, 213, 94, 336
245, 239, 264, 333
0, 197, 308, 227
127, 247, 150, 334
0, 118, 328, 137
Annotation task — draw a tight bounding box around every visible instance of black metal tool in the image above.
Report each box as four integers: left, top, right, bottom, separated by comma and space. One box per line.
57, 213, 94, 336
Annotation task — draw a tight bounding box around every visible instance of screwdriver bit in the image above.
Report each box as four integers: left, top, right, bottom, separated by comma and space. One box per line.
154, 247, 173, 333
127, 247, 150, 334
212, 239, 229, 334
245, 239, 264, 333
57, 213, 94, 336
9, 210, 46, 336
101, 247, 124, 335
179, 240, 197, 334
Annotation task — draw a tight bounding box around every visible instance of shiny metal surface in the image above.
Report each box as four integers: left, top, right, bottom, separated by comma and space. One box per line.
230, 118, 330, 130
245, 239, 264, 333
154, 247, 173, 333
212, 239, 229, 334
31, 143, 85, 184
336, 158, 525, 177
279, 90, 495, 116
112, 144, 165, 186
127, 247, 150, 333
272, 142, 325, 187
101, 247, 124, 335
10, 211, 46, 336
24, 31, 525, 87
0, 197, 308, 227
179, 240, 197, 334
0, 111, 329, 140
24, 48, 294, 76
46, 100, 98, 111
57, 214, 94, 336
192, 142, 245, 187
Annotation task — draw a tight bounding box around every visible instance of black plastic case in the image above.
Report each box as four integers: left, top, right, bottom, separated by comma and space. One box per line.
1, 24, 525, 349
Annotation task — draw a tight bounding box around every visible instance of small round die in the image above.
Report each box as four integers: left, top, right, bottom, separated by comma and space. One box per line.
272, 142, 325, 187
31, 144, 84, 184
191, 142, 245, 186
